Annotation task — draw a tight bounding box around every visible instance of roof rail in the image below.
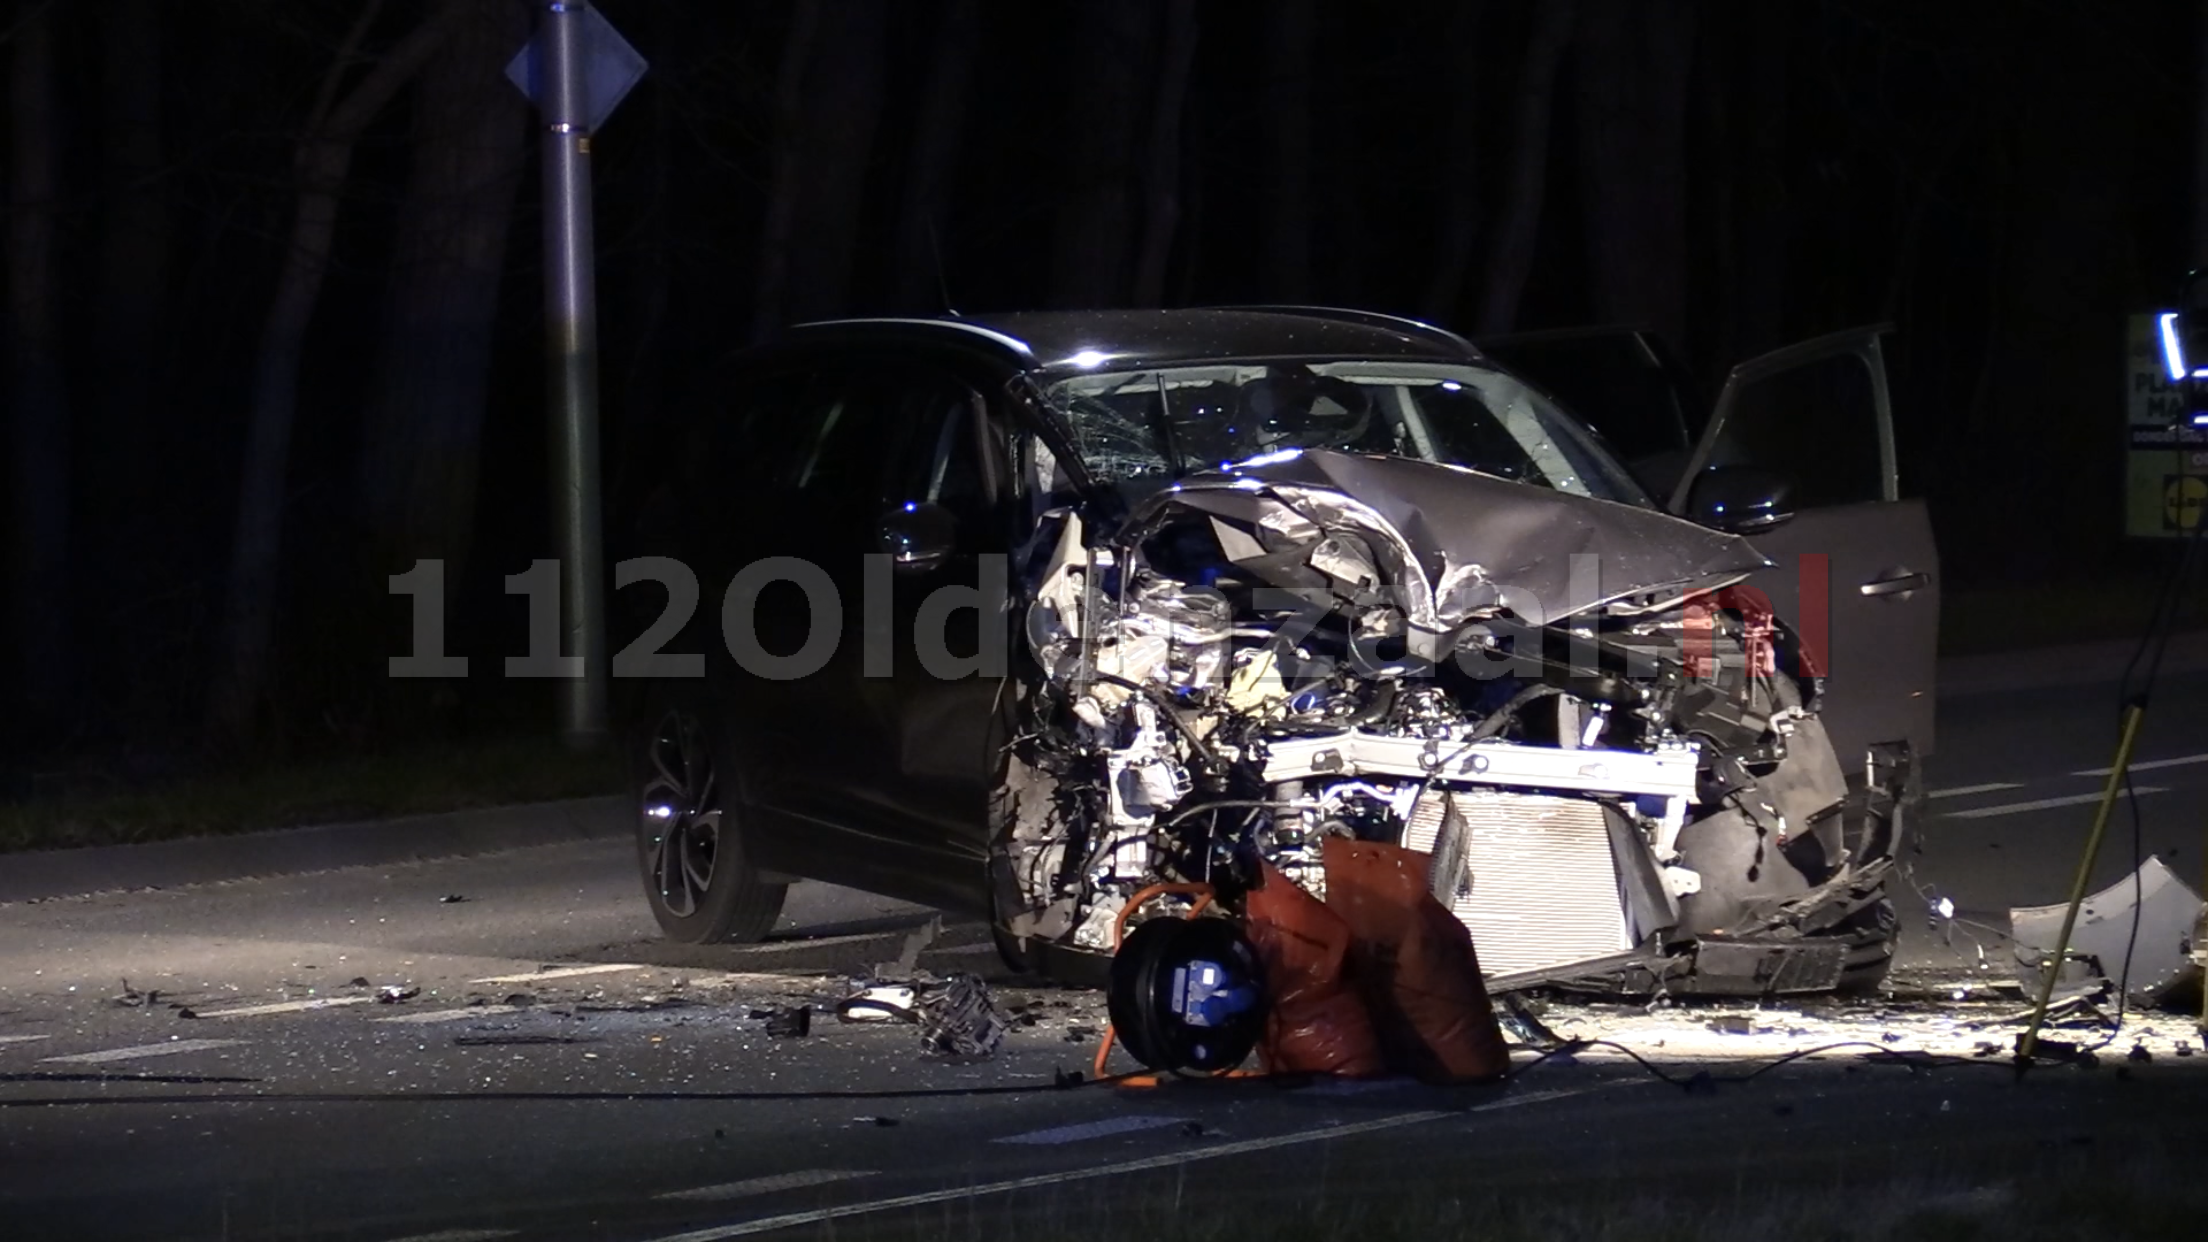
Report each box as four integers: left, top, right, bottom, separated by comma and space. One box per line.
787, 316, 1036, 359
1203, 304, 1481, 359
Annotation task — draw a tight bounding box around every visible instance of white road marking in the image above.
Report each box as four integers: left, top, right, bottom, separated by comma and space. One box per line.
470, 963, 643, 985
202, 996, 375, 1018
374, 1005, 521, 1025
2075, 752, 2208, 777
0, 1034, 51, 1046
655, 1170, 878, 1202
381, 1231, 517, 1242
1927, 782, 2024, 799
640, 1089, 1593, 1242
42, 1039, 246, 1064
991, 1115, 1193, 1145
1945, 787, 2168, 820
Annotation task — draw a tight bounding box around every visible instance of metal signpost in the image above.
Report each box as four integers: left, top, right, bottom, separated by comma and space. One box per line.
507, 3, 646, 747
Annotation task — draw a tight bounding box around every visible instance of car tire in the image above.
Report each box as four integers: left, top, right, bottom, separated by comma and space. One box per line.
1830, 894, 1899, 995
634, 703, 787, 945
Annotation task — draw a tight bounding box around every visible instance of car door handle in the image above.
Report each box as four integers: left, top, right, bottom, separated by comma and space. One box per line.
1859, 571, 1930, 598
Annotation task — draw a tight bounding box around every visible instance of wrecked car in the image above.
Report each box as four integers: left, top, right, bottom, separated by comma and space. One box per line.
621, 308, 1926, 999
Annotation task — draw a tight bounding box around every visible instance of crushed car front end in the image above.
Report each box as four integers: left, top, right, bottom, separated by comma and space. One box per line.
990, 355, 1908, 998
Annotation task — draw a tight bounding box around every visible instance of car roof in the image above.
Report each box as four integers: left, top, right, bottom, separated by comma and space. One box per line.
785, 307, 1482, 374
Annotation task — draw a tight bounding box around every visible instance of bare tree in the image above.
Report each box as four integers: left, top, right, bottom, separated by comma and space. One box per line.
1574, 0, 1698, 349
895, 0, 982, 312
6, 0, 71, 732
753, 0, 888, 333
1474, 0, 1576, 335
1420, 3, 1489, 321
1263, 0, 1317, 300
209, 3, 462, 741
356, 0, 531, 580
92, 0, 170, 591
1050, 2, 1156, 307
1131, 0, 1199, 307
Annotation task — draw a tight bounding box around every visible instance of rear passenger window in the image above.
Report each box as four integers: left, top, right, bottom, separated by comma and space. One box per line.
792, 364, 1001, 528
681, 367, 822, 497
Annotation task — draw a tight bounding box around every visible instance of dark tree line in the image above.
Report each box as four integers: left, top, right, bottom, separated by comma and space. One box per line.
0, 0, 2195, 774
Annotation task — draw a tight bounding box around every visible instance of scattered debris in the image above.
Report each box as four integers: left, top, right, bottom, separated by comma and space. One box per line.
439, 894, 469, 903
1496, 994, 1563, 1049
576, 994, 695, 1014
2010, 857, 2206, 1006
2129, 1043, 2153, 1063
1065, 1025, 1098, 1043
348, 977, 371, 988
376, 985, 420, 1004
755, 1005, 811, 1038
1179, 1121, 1208, 1139
175, 1008, 197, 1020
110, 980, 163, 1009
835, 984, 917, 1023
854, 1115, 899, 1127
452, 1034, 595, 1047
916, 974, 1007, 1061
502, 993, 536, 1007
1706, 1014, 1755, 1035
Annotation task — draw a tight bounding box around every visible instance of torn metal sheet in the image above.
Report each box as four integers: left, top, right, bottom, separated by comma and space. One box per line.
2011, 856, 2206, 1005
1129, 449, 1770, 627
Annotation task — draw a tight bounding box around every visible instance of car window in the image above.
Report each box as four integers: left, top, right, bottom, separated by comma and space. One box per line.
796, 363, 1000, 528
1712, 354, 1885, 507
1476, 333, 1695, 461
1043, 360, 1651, 506
681, 366, 821, 497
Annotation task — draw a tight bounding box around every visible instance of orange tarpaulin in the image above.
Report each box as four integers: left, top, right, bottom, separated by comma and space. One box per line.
1243, 861, 1384, 1077
1319, 836, 1510, 1083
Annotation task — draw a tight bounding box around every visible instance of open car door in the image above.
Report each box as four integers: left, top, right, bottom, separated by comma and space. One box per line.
1668, 327, 1938, 777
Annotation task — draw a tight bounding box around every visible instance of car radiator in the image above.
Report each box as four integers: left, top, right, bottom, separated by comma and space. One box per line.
1401, 790, 1631, 978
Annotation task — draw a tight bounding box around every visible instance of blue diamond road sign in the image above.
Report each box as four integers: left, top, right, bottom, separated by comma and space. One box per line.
505, 5, 647, 133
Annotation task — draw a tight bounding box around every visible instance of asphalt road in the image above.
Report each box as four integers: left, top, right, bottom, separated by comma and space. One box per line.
4, 670, 2207, 1241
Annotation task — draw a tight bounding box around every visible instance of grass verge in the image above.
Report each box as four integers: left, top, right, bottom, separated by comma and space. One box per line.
1940, 568, 2208, 656
0, 736, 624, 854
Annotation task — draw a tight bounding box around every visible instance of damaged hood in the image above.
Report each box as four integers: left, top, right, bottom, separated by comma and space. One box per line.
1127, 449, 1770, 628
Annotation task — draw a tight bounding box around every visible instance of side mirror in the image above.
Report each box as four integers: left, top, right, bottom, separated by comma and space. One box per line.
877, 501, 959, 573
1687, 464, 1796, 534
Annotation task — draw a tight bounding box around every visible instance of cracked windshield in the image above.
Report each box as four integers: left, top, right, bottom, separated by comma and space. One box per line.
1044, 360, 1649, 503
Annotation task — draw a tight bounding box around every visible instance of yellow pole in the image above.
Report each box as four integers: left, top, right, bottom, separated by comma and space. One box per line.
2017, 703, 2148, 1063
